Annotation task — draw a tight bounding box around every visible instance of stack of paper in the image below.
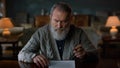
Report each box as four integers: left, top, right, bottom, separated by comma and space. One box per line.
49, 60, 75, 68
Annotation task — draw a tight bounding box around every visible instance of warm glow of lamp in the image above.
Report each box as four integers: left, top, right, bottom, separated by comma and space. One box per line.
0, 18, 14, 36
105, 16, 120, 39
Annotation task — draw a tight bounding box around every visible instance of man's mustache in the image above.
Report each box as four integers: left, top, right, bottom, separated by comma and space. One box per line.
55, 28, 64, 31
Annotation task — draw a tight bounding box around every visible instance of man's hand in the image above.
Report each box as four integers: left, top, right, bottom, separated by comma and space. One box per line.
73, 44, 86, 59
33, 54, 49, 68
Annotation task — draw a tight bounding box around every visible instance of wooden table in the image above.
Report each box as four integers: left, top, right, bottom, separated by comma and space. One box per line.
0, 34, 23, 57
0, 60, 20, 68
0, 58, 119, 68
0, 38, 19, 56
101, 35, 120, 58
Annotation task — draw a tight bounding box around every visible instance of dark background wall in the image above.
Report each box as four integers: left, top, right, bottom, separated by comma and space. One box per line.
5, 0, 120, 23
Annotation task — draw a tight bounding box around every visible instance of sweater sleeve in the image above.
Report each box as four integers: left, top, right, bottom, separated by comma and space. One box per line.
80, 29, 99, 62
18, 30, 41, 63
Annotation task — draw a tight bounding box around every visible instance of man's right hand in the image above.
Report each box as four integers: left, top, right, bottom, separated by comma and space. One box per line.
33, 55, 49, 68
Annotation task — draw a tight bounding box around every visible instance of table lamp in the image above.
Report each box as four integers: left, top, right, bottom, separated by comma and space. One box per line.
105, 16, 120, 39
0, 18, 14, 36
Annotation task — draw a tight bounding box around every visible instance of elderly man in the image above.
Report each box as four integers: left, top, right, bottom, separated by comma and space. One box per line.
18, 2, 98, 68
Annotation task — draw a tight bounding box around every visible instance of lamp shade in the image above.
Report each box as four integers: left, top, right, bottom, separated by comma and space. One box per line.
105, 16, 120, 27
0, 18, 14, 29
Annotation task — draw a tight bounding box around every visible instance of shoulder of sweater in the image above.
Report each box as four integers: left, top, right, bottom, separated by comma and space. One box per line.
37, 24, 50, 32
70, 25, 83, 32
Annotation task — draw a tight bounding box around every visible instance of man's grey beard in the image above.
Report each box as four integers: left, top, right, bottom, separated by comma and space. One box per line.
50, 26, 70, 40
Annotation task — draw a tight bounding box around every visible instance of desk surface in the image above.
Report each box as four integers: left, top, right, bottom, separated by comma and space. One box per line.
0, 33, 23, 42
0, 59, 119, 68
0, 37, 19, 42
102, 34, 120, 42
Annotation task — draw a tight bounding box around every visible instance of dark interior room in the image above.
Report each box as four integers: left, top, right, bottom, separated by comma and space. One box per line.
0, 0, 120, 68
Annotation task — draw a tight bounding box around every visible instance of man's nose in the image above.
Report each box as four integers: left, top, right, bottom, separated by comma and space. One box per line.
57, 22, 62, 28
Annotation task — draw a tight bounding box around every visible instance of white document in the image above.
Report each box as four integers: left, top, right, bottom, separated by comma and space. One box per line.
49, 60, 75, 68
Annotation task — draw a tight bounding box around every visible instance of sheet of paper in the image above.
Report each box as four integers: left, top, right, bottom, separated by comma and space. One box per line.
49, 60, 75, 68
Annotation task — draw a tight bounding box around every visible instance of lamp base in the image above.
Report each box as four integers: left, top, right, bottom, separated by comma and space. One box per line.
2, 28, 11, 36
110, 26, 118, 39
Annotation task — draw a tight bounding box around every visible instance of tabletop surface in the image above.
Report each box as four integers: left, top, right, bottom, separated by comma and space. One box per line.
0, 58, 119, 68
